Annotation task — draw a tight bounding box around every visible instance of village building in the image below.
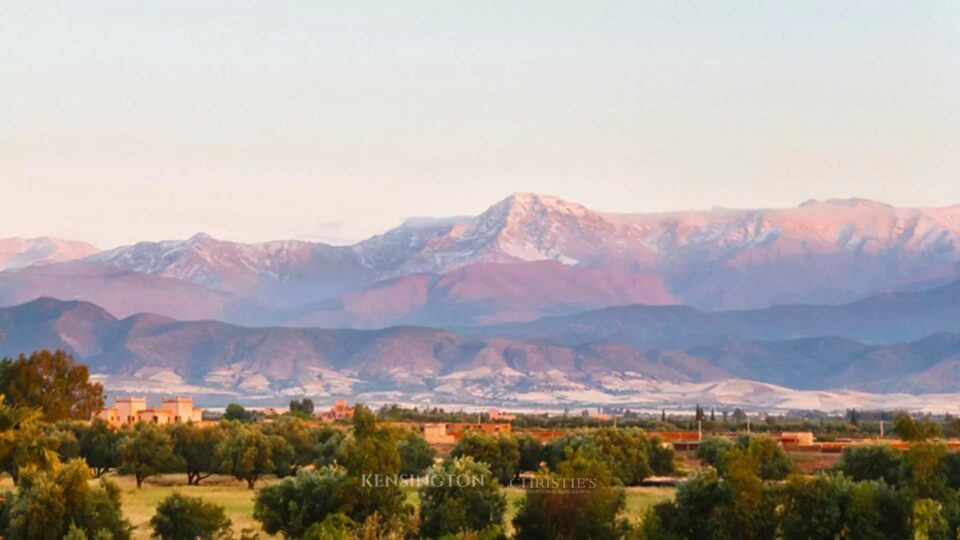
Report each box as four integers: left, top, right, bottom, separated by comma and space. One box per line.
316, 399, 355, 422
420, 421, 513, 444
94, 396, 203, 427
488, 408, 516, 421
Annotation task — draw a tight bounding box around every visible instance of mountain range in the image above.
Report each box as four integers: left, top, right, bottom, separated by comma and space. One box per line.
477, 279, 960, 348
2, 194, 960, 329
3, 293, 960, 404
0, 237, 99, 270
3, 193, 960, 408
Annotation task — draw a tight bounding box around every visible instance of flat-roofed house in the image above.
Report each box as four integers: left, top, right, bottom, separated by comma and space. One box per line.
137, 407, 172, 425
116, 396, 147, 426
94, 407, 121, 426
93, 396, 204, 426
161, 396, 203, 423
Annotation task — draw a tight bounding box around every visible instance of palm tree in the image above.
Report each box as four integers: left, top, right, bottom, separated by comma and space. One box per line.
0, 395, 59, 483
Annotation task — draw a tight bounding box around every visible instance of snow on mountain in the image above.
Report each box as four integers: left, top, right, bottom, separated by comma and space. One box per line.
354, 193, 659, 275
9, 193, 960, 321
0, 237, 99, 270
352, 193, 960, 310
88, 233, 372, 308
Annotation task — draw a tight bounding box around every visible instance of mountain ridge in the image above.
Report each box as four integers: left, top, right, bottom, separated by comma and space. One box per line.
3, 193, 960, 326
5, 297, 960, 401
0, 237, 99, 270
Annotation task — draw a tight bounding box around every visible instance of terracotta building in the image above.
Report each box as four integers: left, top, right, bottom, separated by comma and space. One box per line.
94, 396, 203, 427
316, 399, 354, 422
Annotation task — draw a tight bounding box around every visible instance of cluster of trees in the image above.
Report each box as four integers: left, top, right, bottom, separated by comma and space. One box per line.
0, 392, 133, 540
644, 433, 960, 539
0, 350, 105, 422
445, 427, 676, 488
0, 407, 379, 492
253, 406, 674, 539
58, 414, 433, 491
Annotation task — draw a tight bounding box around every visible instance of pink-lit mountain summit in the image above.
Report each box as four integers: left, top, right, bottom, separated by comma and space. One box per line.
1, 193, 959, 327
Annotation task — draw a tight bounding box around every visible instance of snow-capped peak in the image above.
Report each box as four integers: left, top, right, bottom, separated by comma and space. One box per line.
0, 237, 100, 270
188, 232, 216, 243
798, 198, 893, 209
490, 193, 592, 218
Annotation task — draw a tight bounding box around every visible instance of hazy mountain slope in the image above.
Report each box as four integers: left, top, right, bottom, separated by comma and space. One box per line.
0, 262, 262, 322
284, 261, 675, 327
0, 299, 725, 398
6, 298, 960, 397
0, 237, 99, 269
479, 279, 960, 348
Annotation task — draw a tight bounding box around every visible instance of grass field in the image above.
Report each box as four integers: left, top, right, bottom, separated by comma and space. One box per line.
3, 473, 675, 538
119, 476, 673, 538
110, 474, 272, 539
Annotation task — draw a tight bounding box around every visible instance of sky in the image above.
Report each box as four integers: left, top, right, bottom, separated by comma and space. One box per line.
2, 1, 960, 248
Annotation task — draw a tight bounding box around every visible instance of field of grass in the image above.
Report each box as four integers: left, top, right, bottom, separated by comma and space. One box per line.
3, 473, 675, 539
109, 474, 274, 539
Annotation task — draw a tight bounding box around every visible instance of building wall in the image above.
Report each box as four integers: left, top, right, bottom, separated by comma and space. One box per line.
115, 397, 147, 425
161, 397, 195, 422
94, 396, 203, 426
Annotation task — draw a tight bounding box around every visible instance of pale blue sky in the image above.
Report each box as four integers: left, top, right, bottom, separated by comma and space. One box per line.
2, 1, 959, 247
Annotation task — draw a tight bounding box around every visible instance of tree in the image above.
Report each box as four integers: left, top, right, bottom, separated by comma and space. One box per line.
750, 436, 793, 481
0, 394, 41, 456
289, 398, 315, 417
314, 426, 346, 468
719, 444, 779, 539
732, 435, 792, 481
48, 425, 80, 461
150, 493, 231, 540
303, 514, 356, 540
76, 418, 122, 478
912, 498, 948, 540
451, 431, 520, 485
696, 437, 735, 474
844, 479, 910, 539
223, 403, 251, 422
778, 474, 850, 540
397, 429, 435, 476
0, 350, 104, 421
2, 459, 131, 540
171, 423, 223, 485
0, 421, 65, 484
419, 456, 506, 538
260, 417, 317, 476
0, 396, 48, 484
892, 413, 940, 442
513, 451, 625, 540
337, 405, 410, 523
940, 450, 960, 491
254, 467, 353, 538
901, 442, 947, 499
643, 467, 728, 540
545, 428, 670, 485
217, 422, 290, 489
516, 432, 544, 472
836, 444, 901, 486
118, 423, 183, 488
